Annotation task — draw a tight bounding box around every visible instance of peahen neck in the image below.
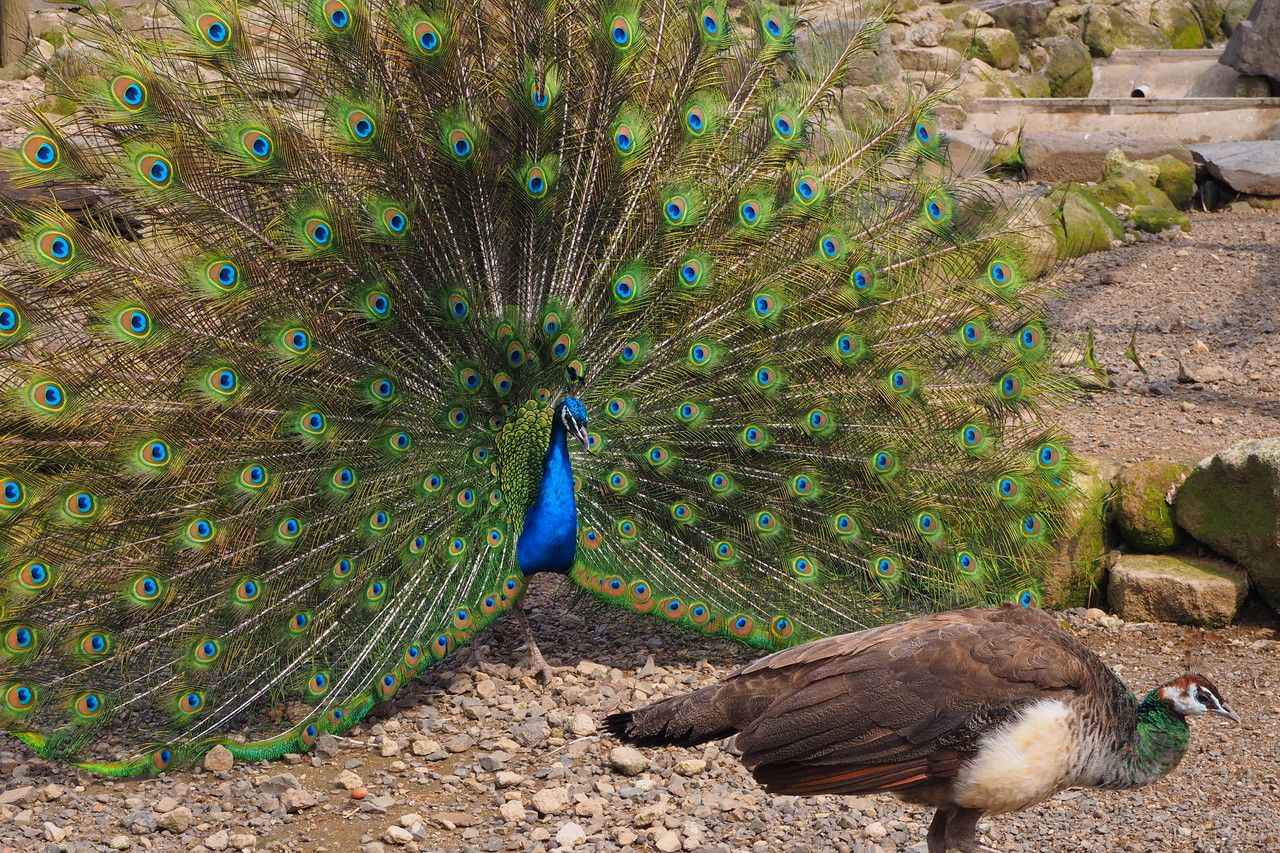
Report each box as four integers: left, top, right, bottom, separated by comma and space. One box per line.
1098, 688, 1191, 789
515, 414, 578, 576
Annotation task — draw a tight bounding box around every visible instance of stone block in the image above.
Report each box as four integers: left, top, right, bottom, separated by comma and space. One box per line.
1108, 553, 1248, 626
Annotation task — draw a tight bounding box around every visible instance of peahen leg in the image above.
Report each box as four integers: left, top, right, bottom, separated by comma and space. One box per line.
927, 807, 954, 853
942, 807, 1002, 853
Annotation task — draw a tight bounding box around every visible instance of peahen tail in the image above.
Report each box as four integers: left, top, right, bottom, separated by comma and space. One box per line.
0, 0, 1075, 774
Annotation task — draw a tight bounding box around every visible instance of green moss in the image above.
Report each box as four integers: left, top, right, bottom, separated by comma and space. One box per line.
1115, 460, 1190, 553
1131, 206, 1191, 233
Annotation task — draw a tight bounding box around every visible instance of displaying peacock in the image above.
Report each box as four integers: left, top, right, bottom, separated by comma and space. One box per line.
0, 0, 1076, 774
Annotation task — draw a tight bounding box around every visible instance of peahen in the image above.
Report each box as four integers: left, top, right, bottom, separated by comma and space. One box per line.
606, 605, 1240, 853
0, 0, 1077, 774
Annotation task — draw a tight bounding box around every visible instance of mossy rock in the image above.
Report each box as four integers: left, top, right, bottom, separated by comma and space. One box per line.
1048, 185, 1124, 257
1114, 460, 1190, 553
1092, 172, 1175, 210
1082, 4, 1172, 56
1131, 205, 1191, 233
1042, 35, 1092, 97
1044, 464, 1113, 608
1150, 0, 1205, 48
1148, 154, 1195, 209
1176, 438, 1280, 612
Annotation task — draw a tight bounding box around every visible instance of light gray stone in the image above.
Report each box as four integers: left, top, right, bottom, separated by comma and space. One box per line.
607, 745, 650, 776
1190, 142, 1280, 196
530, 786, 570, 816
1107, 553, 1249, 627
1221, 0, 1280, 84
202, 744, 234, 773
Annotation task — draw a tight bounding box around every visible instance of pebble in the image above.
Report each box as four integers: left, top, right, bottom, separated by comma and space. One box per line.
530, 786, 570, 816
203, 745, 234, 773
554, 821, 587, 846
607, 745, 650, 775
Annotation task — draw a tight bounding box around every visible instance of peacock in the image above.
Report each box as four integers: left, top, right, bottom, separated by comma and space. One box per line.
607, 605, 1240, 853
0, 0, 1077, 775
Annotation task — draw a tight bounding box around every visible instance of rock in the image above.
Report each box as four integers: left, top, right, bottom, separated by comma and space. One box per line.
974, 0, 1057, 43
314, 733, 342, 758
943, 27, 1020, 69
1114, 460, 1190, 552
109, 836, 132, 850
156, 807, 193, 833
1045, 462, 1113, 609
335, 769, 364, 790
1092, 163, 1176, 211
1148, 154, 1195, 209
1048, 184, 1124, 258
674, 758, 707, 776
1176, 439, 1280, 610
893, 45, 965, 75
530, 786, 570, 816
0, 786, 33, 806
202, 744, 234, 772
499, 799, 528, 823
1221, 0, 1280, 84
1022, 132, 1192, 184
229, 833, 257, 850
205, 829, 231, 852
383, 825, 413, 845
1107, 553, 1249, 626
1130, 205, 1191, 233
281, 788, 318, 812
655, 829, 683, 852
555, 822, 587, 846
1223, 0, 1258, 33
43, 822, 66, 843
410, 737, 441, 756
568, 712, 596, 736
608, 745, 650, 776
1042, 35, 1092, 96
1150, 0, 1206, 47
1082, 3, 1172, 56
259, 773, 303, 795
1190, 142, 1280, 196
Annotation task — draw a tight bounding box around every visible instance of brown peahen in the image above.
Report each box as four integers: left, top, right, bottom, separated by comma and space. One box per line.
0, 0, 1077, 774
606, 605, 1239, 853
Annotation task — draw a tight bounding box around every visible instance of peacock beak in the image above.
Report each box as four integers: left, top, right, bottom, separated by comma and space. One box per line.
569, 421, 591, 451
1214, 703, 1241, 723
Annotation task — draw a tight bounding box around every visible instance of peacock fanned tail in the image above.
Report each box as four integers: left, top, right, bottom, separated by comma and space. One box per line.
0, 0, 1076, 774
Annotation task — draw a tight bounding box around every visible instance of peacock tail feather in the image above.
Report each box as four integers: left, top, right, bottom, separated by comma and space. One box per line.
0, 0, 1075, 774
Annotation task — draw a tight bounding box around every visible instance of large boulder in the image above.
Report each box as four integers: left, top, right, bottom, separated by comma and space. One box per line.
1175, 438, 1280, 611
974, 0, 1058, 43
1113, 460, 1190, 553
1082, 3, 1173, 56
1042, 35, 1093, 97
1221, 0, 1280, 85
1047, 184, 1124, 257
1190, 142, 1280, 196
1107, 554, 1249, 627
1150, 0, 1207, 47
941, 27, 1020, 69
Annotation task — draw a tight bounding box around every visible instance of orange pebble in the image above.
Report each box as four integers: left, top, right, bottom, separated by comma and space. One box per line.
351, 787, 368, 799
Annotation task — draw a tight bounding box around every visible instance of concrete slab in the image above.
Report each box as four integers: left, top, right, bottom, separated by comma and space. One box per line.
966, 97, 1280, 144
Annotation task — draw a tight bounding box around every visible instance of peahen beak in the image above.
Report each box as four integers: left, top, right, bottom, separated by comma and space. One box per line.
1214, 703, 1241, 723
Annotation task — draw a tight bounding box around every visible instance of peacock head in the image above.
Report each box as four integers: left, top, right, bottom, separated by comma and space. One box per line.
558, 398, 589, 448
1157, 673, 1239, 722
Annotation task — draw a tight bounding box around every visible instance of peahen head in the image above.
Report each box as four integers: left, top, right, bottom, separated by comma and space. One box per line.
1155, 674, 1239, 722
558, 398, 589, 448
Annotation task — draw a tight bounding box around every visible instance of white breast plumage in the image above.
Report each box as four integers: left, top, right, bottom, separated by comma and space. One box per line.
952, 699, 1082, 815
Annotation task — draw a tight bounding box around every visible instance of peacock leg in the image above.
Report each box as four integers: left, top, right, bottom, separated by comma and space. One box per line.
508, 595, 570, 683
942, 807, 1002, 853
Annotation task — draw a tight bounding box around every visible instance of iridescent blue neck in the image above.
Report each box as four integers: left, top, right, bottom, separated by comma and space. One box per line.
516, 415, 577, 575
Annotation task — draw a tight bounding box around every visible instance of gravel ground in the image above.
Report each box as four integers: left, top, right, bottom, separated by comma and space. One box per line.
2, 580, 1278, 853
1047, 208, 1280, 464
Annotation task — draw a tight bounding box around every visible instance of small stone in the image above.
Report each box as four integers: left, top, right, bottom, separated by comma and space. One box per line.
568, 713, 596, 736
444, 734, 474, 753
500, 800, 528, 824
555, 821, 587, 846
43, 821, 67, 843
122, 811, 157, 834
203, 744, 235, 772
157, 806, 193, 833
411, 738, 441, 756
614, 828, 638, 846
0, 786, 34, 806
315, 734, 343, 758
109, 836, 132, 850
494, 771, 525, 788
259, 773, 303, 795
434, 811, 477, 828
608, 746, 649, 776
530, 786, 570, 816
336, 769, 364, 790
229, 833, 257, 849
398, 813, 424, 828
282, 788, 318, 813
654, 829, 682, 852
153, 796, 180, 814
673, 758, 706, 776
379, 738, 402, 758
383, 825, 414, 845
865, 821, 889, 839
205, 829, 231, 851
